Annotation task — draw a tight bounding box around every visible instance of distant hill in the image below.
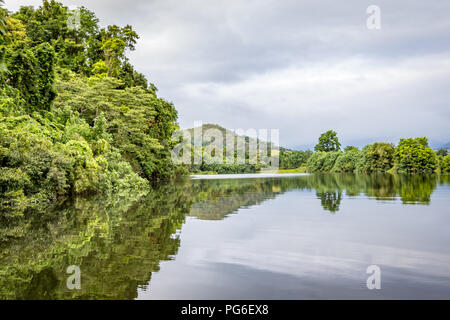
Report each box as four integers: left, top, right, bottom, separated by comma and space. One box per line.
184, 123, 278, 150
442, 142, 450, 149
181, 124, 312, 172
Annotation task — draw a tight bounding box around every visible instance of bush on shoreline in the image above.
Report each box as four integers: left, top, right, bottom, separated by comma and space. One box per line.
306, 137, 443, 174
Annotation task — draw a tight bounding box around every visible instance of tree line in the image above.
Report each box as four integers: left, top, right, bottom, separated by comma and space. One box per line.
0, 1, 182, 211
305, 130, 450, 174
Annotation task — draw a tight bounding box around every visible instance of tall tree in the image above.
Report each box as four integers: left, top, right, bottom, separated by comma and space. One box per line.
0, 0, 6, 77
315, 130, 341, 152
0, 0, 6, 36
100, 25, 138, 77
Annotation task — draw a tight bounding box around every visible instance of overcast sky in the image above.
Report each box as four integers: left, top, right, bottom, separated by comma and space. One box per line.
5, 0, 450, 149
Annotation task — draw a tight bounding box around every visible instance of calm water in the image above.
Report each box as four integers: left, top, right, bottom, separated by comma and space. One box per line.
1, 174, 450, 299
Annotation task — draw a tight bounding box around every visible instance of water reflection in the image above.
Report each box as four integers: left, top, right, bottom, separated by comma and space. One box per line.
0, 174, 449, 299
0, 182, 192, 299
189, 174, 441, 216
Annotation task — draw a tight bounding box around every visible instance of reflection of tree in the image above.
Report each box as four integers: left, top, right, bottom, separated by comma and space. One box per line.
0, 173, 445, 299
308, 173, 438, 206
0, 182, 192, 299
188, 179, 285, 220
316, 191, 342, 213
439, 175, 450, 185
186, 173, 441, 217
396, 174, 437, 204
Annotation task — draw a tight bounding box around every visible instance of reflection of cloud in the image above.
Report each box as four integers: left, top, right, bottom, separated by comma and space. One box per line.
196, 238, 450, 283
167, 190, 450, 297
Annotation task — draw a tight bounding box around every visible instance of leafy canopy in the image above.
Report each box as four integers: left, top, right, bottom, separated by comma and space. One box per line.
315, 130, 341, 152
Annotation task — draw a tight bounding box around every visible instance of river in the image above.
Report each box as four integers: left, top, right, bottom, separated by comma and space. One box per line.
1, 173, 450, 299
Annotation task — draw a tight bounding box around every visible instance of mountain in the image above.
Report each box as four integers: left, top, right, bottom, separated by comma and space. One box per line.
184, 123, 278, 150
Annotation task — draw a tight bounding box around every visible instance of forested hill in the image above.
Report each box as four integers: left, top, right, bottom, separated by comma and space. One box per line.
0, 0, 182, 210
182, 124, 312, 173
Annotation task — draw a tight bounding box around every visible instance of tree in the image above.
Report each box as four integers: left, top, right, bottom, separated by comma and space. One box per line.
0, 0, 6, 79
0, 0, 6, 36
344, 146, 358, 152
100, 24, 139, 77
315, 130, 341, 152
367, 142, 395, 172
441, 155, 450, 173
279, 149, 312, 169
332, 149, 361, 172
1, 1, 182, 209
5, 42, 56, 111
437, 148, 448, 157
395, 137, 437, 173
306, 151, 327, 172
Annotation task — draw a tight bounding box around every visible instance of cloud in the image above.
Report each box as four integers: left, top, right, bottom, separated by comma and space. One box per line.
5, 0, 450, 148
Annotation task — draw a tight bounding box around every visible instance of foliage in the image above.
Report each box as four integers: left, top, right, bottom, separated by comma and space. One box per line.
181, 124, 278, 174
332, 149, 361, 173
441, 155, 450, 173
322, 152, 341, 172
307, 134, 441, 174
306, 151, 327, 172
314, 130, 341, 152
0, 1, 6, 37
279, 149, 312, 169
0, 1, 181, 210
306, 151, 341, 172
52, 71, 178, 180
365, 142, 395, 172
344, 146, 358, 152
395, 137, 437, 173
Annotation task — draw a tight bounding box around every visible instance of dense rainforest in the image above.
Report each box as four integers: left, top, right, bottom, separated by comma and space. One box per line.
0, 1, 182, 213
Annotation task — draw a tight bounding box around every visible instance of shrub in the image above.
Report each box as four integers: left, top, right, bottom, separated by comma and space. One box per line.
322, 152, 341, 172
395, 137, 437, 173
354, 143, 395, 173
332, 149, 361, 172
441, 155, 450, 173
306, 152, 327, 172
367, 142, 395, 172
355, 145, 372, 173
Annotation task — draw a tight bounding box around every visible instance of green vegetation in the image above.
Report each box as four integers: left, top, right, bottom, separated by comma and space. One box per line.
181, 124, 314, 174
315, 130, 341, 152
441, 155, 450, 173
279, 148, 312, 170
394, 137, 437, 173
332, 148, 360, 173
182, 124, 274, 174
0, 181, 191, 298
0, 1, 181, 211
306, 131, 446, 174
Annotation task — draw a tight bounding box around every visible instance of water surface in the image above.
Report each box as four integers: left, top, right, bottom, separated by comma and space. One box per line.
1, 174, 450, 299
